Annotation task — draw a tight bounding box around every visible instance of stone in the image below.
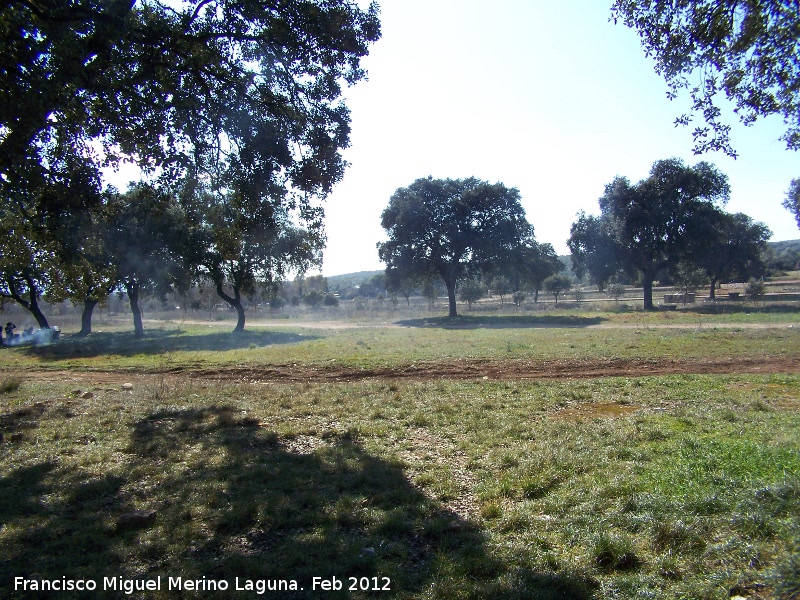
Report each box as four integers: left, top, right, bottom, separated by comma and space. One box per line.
117, 509, 156, 530
121, 383, 134, 391
81, 392, 93, 399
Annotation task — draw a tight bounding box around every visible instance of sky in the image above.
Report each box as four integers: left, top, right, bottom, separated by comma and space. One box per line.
318, 0, 800, 276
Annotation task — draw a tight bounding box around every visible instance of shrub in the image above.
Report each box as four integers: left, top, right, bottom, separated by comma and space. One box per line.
0, 377, 22, 394
745, 278, 766, 302
323, 294, 339, 307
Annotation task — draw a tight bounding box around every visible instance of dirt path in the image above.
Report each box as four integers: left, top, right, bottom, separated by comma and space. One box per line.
12, 355, 800, 387
162, 318, 800, 330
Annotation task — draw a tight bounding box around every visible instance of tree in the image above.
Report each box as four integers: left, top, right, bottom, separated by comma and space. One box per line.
0, 0, 381, 179
385, 270, 420, 307
544, 274, 572, 306
106, 184, 189, 338
611, 0, 800, 156
323, 294, 339, 308
670, 262, 707, 303
459, 278, 485, 310
684, 206, 770, 299
0, 141, 107, 331
0, 210, 57, 330
303, 290, 324, 309
1, 0, 381, 335
490, 239, 560, 303
196, 185, 324, 333
378, 177, 532, 318
784, 178, 800, 229
567, 212, 619, 291
525, 243, 562, 303
489, 276, 511, 304
421, 279, 439, 310
745, 277, 766, 303
592, 158, 730, 310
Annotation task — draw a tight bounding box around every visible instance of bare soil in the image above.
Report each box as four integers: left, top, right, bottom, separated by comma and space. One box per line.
12, 355, 800, 387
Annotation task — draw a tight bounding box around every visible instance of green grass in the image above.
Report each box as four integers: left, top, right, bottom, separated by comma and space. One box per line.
0, 314, 798, 374
2, 373, 799, 599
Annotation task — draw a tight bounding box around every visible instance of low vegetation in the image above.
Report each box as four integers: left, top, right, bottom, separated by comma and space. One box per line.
1, 373, 798, 599
1, 306, 799, 599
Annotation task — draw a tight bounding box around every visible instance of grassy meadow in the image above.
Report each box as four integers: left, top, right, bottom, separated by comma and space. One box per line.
1, 303, 799, 599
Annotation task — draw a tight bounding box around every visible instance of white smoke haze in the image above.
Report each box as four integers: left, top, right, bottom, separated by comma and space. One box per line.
3, 327, 60, 347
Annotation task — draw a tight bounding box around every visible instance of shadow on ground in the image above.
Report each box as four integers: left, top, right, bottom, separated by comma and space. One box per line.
395, 314, 606, 329
689, 302, 800, 316
22, 329, 319, 360
1, 404, 594, 599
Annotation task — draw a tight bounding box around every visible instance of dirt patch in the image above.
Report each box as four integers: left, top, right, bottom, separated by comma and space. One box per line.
8, 355, 800, 388
178, 355, 800, 382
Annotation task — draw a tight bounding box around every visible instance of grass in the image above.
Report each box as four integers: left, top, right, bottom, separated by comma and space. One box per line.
0, 314, 797, 375
0, 377, 22, 394
1, 372, 799, 599
1, 306, 799, 598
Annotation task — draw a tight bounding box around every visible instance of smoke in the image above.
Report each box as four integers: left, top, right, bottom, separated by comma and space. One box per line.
3, 327, 60, 347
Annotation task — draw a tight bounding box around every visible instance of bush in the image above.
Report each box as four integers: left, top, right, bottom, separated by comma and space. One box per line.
323, 294, 339, 307
544, 274, 572, 306
0, 377, 22, 394
459, 279, 484, 309
303, 290, 324, 308
745, 278, 766, 302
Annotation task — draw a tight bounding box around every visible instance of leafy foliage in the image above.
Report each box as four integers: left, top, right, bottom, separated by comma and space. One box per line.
378, 177, 532, 317
682, 206, 770, 298
568, 212, 619, 291
0, 0, 381, 334
611, 0, 800, 156
784, 178, 800, 229
570, 158, 730, 309
459, 278, 485, 309
543, 273, 572, 306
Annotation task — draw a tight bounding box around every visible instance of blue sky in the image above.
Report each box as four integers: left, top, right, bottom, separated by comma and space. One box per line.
320, 0, 799, 276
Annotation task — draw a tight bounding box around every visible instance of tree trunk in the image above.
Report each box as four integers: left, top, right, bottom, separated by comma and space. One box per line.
27, 293, 51, 330
216, 283, 246, 333
642, 271, 655, 310
533, 287, 539, 303
126, 280, 144, 339
444, 277, 458, 318
77, 298, 98, 337
2, 275, 51, 329
709, 277, 717, 300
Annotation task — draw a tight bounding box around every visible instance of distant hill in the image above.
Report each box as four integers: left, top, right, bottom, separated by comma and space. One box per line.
326, 270, 383, 290
768, 239, 800, 252
324, 240, 800, 287
765, 239, 800, 272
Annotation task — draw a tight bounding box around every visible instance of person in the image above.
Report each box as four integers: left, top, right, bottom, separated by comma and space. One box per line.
5, 322, 16, 339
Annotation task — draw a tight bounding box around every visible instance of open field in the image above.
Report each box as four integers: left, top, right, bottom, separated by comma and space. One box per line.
1, 306, 799, 599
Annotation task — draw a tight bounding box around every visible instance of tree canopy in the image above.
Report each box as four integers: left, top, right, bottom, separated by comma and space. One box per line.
784, 178, 800, 229
0, 0, 380, 335
377, 177, 533, 317
681, 205, 770, 299
569, 158, 731, 309
611, 0, 800, 156
0, 0, 381, 179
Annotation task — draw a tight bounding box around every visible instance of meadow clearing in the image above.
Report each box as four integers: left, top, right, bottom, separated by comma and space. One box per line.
1, 300, 799, 599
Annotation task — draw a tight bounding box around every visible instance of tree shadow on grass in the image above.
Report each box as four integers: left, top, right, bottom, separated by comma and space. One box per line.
395, 315, 606, 329
688, 302, 800, 316
22, 329, 320, 361
1, 403, 595, 599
